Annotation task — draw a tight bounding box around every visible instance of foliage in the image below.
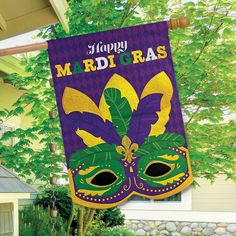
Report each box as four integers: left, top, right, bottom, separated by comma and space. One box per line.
85, 209, 106, 236
99, 226, 135, 236
35, 184, 124, 235
0, 0, 235, 188
86, 208, 124, 235
74, 206, 125, 236
36, 185, 72, 220
167, 0, 236, 182
19, 204, 66, 236
100, 207, 125, 227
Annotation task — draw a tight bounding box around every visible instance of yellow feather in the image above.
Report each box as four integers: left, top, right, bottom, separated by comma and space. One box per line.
141, 71, 173, 136
62, 87, 101, 116
76, 129, 105, 147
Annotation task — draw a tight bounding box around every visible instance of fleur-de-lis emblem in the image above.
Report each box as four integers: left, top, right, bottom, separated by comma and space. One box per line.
116, 136, 139, 163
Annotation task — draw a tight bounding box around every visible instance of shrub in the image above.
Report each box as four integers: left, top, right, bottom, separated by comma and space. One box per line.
19, 204, 66, 236
100, 226, 135, 236
86, 208, 125, 236
86, 210, 106, 236
100, 208, 125, 227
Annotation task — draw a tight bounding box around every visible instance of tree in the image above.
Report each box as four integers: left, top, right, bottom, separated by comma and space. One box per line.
0, 0, 235, 235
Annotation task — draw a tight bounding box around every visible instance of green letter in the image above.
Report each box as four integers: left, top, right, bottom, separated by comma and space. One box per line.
119, 52, 132, 65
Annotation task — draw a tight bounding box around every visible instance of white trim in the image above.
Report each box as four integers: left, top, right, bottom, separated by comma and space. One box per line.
13, 200, 18, 236
122, 209, 236, 223
0, 193, 31, 200
0, 13, 7, 31
49, 0, 69, 33
120, 187, 192, 211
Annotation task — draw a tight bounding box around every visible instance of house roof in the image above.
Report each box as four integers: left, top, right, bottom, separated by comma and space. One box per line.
0, 55, 28, 77
0, 164, 37, 193
0, 0, 69, 40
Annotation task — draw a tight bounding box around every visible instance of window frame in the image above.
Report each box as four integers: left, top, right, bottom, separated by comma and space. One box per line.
0, 119, 20, 146
119, 187, 192, 211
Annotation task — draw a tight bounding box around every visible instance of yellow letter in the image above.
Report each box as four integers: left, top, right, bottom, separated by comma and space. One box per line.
131, 50, 145, 64
157, 46, 167, 59
107, 55, 116, 68
55, 63, 72, 78
83, 59, 96, 72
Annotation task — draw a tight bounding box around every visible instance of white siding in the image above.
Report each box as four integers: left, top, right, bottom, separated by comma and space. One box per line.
192, 175, 236, 212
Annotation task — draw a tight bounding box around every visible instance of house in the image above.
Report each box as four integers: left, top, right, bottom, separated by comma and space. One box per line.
0, 164, 37, 236
0, 0, 69, 39
120, 177, 236, 235
1, 52, 236, 236
0, 1, 69, 236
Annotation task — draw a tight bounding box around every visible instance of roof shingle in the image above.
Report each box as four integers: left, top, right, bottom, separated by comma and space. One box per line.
0, 164, 37, 193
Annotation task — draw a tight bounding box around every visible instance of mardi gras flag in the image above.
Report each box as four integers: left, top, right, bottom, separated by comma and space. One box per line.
48, 21, 193, 209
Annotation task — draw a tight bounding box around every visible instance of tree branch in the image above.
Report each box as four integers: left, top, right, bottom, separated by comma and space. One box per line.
178, 6, 228, 82
119, 0, 143, 27
83, 208, 96, 234
185, 105, 201, 128
66, 202, 75, 236
77, 207, 84, 236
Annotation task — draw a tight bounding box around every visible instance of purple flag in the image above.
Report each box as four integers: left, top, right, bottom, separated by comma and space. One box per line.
48, 21, 193, 209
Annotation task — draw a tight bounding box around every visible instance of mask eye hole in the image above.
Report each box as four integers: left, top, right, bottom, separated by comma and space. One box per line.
91, 171, 117, 186
145, 162, 172, 177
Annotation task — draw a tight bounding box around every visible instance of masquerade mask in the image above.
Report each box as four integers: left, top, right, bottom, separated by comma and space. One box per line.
64, 71, 192, 208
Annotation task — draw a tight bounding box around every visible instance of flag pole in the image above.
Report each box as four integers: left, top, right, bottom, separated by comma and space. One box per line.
0, 17, 190, 57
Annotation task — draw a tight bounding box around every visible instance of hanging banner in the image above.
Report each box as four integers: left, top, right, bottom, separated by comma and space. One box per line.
48, 21, 193, 209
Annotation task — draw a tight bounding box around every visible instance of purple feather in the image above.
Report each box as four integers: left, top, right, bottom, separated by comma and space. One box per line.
127, 94, 162, 145
65, 112, 121, 145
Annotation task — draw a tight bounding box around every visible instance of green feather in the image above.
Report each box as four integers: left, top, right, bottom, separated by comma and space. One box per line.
104, 88, 132, 138
69, 143, 122, 170
136, 133, 185, 156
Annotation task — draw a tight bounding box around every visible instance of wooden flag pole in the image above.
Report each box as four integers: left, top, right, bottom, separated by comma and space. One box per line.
0, 17, 189, 57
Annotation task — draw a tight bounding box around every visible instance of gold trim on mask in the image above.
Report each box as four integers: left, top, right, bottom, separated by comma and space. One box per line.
159, 154, 179, 161
77, 188, 110, 196
153, 173, 185, 185
144, 161, 175, 178
86, 169, 118, 188
78, 166, 99, 176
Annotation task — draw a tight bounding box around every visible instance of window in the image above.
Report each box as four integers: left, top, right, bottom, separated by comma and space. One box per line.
0, 203, 14, 235
0, 123, 14, 146
128, 192, 181, 202
119, 187, 192, 212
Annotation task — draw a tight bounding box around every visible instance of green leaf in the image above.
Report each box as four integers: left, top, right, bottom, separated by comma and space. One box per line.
104, 88, 132, 137
69, 143, 122, 170
136, 133, 185, 156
